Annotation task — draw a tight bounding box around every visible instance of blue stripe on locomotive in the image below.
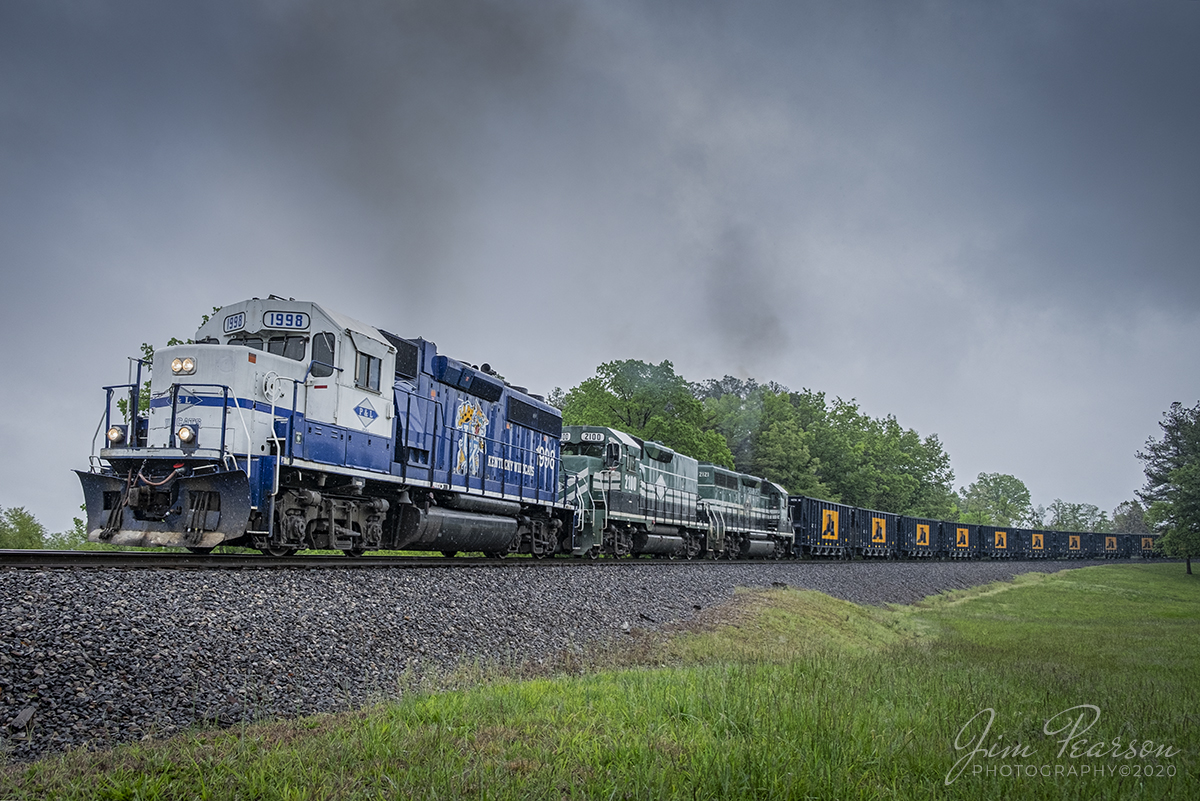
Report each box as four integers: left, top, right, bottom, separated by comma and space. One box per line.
248, 338, 560, 508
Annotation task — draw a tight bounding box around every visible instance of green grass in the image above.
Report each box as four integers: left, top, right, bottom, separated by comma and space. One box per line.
3, 564, 1196, 799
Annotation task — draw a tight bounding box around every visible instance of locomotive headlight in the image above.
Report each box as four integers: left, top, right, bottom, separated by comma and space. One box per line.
171, 357, 196, 375
171, 358, 183, 373
177, 424, 197, 445
106, 425, 127, 444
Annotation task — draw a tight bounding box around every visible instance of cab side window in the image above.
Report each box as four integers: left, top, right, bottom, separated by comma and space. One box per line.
312, 333, 335, 378
355, 351, 381, 392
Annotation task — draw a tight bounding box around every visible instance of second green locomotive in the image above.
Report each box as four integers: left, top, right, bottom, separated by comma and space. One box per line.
559, 425, 792, 558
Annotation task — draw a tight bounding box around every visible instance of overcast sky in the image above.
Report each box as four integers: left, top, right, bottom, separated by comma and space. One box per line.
2, 0, 1198, 533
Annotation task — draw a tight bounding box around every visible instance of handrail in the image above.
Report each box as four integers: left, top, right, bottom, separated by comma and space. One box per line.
167, 383, 229, 453
264, 373, 306, 539
100, 382, 139, 437
287, 359, 342, 462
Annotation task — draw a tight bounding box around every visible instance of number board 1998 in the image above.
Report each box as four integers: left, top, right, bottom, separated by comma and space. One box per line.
263, 312, 309, 330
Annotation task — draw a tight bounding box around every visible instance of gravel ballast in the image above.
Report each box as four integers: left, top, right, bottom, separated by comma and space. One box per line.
1, 559, 1116, 761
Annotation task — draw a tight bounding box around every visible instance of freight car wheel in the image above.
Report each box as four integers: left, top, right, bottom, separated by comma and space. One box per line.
186, 547, 214, 555
260, 546, 297, 557
342, 548, 365, 557
441, 550, 458, 558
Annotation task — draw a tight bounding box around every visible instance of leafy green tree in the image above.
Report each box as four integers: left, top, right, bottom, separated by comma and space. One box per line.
118, 307, 222, 420
0, 506, 46, 549
1047, 500, 1112, 533
958, 473, 1033, 527
776, 390, 955, 516
1112, 500, 1151, 534
1138, 401, 1200, 574
906, 432, 958, 519
787, 390, 858, 503
561, 360, 735, 466
43, 516, 89, 550
748, 391, 829, 497
696, 376, 765, 472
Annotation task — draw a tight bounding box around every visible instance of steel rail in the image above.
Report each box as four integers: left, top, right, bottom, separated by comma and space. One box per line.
0, 549, 587, 570
0, 549, 1127, 571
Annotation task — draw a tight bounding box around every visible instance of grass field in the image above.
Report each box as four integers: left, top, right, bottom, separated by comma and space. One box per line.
2, 563, 1196, 799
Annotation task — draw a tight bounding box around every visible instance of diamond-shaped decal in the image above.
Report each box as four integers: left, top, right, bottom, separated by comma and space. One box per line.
353, 399, 378, 428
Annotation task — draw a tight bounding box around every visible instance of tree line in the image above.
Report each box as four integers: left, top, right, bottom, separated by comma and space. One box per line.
554, 359, 1157, 533
0, 507, 90, 550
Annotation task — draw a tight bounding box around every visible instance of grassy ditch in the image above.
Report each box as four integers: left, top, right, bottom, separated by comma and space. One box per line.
3, 564, 1197, 800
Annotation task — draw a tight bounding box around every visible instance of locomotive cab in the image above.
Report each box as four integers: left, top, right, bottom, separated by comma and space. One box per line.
78, 298, 399, 550
79, 296, 568, 557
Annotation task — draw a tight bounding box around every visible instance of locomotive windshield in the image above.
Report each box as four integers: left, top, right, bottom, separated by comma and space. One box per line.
267, 335, 306, 360
228, 334, 263, 350
561, 442, 605, 458
228, 333, 308, 361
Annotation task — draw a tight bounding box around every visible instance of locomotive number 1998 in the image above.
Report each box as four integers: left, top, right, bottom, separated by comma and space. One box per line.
263, 311, 310, 330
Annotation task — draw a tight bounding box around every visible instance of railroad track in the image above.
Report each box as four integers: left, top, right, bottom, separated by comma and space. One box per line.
0, 549, 1110, 570
0, 549, 796, 570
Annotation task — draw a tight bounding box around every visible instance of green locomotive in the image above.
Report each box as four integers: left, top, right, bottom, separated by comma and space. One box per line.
696, 465, 793, 558
559, 425, 792, 559
560, 426, 702, 557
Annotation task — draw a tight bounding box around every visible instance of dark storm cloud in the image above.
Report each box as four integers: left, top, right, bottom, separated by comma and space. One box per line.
866, 0, 1200, 311
242, 0, 582, 281
702, 225, 789, 359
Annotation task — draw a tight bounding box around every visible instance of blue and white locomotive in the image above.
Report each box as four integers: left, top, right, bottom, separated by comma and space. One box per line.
77, 297, 568, 556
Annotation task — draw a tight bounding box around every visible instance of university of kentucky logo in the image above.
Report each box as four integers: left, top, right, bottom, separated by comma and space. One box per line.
454, 399, 489, 476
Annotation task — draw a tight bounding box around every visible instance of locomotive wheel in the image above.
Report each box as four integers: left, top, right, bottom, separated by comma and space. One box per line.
586, 546, 600, 560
